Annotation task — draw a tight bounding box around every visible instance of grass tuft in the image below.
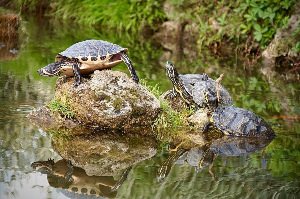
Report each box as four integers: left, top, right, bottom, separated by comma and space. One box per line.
47, 99, 75, 119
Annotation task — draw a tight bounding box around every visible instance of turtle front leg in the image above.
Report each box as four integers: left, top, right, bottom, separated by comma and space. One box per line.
72, 63, 81, 87
169, 88, 178, 98
120, 53, 139, 83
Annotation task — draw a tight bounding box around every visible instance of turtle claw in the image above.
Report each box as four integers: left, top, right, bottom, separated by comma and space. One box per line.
73, 82, 80, 87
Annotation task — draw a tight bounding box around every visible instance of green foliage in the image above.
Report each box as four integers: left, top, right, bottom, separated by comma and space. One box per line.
15, 0, 165, 32
47, 99, 75, 119
168, 0, 295, 51
293, 42, 300, 53
237, 0, 295, 47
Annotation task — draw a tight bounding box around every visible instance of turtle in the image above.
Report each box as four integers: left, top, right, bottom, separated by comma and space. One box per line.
164, 61, 233, 112
31, 158, 131, 198
37, 39, 139, 86
211, 106, 275, 137
164, 61, 275, 138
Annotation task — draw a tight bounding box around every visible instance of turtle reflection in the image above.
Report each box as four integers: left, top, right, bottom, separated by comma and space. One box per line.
31, 158, 131, 198
157, 136, 273, 182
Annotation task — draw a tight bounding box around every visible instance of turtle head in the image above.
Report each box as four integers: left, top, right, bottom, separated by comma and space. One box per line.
165, 61, 180, 86
165, 61, 179, 81
165, 61, 198, 108
37, 62, 64, 76
31, 159, 55, 174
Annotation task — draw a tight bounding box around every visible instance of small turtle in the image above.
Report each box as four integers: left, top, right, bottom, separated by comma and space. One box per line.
164, 61, 233, 111
38, 39, 139, 86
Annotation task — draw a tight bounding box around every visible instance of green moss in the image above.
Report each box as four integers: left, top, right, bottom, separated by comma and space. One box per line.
153, 100, 194, 136
112, 97, 123, 111
96, 92, 111, 101
140, 79, 162, 98
141, 79, 195, 138
47, 99, 75, 119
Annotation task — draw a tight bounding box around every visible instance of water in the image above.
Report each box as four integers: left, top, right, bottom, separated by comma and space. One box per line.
0, 17, 299, 199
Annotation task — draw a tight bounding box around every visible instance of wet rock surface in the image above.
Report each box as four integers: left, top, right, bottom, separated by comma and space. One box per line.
29, 70, 161, 131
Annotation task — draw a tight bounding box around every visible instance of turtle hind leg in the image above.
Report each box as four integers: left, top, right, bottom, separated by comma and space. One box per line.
120, 53, 139, 83
72, 63, 81, 87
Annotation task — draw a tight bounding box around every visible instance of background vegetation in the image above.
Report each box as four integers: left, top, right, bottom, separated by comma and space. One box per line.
6, 0, 297, 51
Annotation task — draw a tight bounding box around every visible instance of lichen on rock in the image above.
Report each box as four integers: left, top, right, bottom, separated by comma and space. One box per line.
29, 70, 161, 131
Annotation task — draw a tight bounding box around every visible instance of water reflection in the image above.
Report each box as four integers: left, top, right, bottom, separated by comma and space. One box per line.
29, 128, 157, 198
157, 136, 273, 182
49, 129, 157, 176
31, 159, 131, 198
0, 14, 19, 61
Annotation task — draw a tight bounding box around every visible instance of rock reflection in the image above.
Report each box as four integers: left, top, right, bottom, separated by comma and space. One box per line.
31, 128, 157, 198
157, 136, 273, 182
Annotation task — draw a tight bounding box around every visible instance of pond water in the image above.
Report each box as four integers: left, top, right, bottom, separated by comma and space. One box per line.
0, 17, 299, 199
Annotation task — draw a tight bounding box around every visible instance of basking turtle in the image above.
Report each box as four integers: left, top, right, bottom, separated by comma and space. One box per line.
164, 61, 233, 111
211, 106, 275, 137
38, 39, 139, 86
164, 61, 275, 138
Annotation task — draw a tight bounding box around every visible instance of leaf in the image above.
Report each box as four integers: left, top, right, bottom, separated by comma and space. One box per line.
253, 23, 261, 31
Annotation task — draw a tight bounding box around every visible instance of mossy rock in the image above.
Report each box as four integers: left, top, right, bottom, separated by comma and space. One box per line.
51, 70, 161, 131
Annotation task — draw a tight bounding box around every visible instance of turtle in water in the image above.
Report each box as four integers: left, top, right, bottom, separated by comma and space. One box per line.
38, 39, 139, 86
163, 61, 233, 112
164, 61, 275, 137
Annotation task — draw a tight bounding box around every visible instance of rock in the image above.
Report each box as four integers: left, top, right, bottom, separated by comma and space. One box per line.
28, 106, 79, 130
262, 1, 300, 59
29, 70, 161, 131
187, 110, 209, 130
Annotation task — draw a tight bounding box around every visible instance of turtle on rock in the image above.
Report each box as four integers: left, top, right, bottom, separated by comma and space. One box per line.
164, 61, 275, 138
164, 61, 233, 111
38, 40, 139, 86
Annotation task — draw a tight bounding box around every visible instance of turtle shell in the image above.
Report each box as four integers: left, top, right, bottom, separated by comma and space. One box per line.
179, 74, 233, 110
212, 106, 275, 137
56, 39, 127, 63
